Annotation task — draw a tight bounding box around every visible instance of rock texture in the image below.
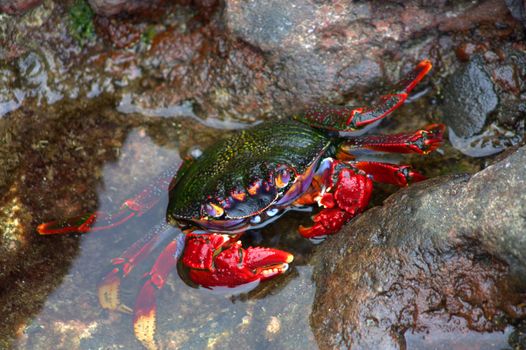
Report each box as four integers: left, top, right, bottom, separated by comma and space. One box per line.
311, 145, 526, 349
0, 0, 42, 15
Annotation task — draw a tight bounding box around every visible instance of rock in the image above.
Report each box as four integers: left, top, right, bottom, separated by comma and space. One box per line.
441, 50, 525, 157
311, 145, 526, 349
0, 0, 42, 15
87, 0, 218, 19
442, 58, 498, 138
505, 0, 526, 28
225, 1, 485, 109
87, 0, 167, 17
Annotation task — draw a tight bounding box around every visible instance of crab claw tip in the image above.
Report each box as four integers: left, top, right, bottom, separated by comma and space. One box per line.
245, 247, 294, 272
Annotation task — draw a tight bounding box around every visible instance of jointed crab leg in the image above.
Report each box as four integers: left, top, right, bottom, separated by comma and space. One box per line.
338, 124, 445, 156
392, 59, 433, 94
352, 161, 426, 187
98, 223, 180, 313
295, 60, 433, 131
296, 93, 406, 131
37, 164, 180, 235
134, 234, 186, 350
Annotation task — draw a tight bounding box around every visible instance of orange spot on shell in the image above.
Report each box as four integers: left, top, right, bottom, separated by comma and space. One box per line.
248, 181, 261, 196
231, 190, 247, 202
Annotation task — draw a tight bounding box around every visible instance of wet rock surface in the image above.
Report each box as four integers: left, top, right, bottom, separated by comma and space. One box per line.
506, 0, 526, 28
311, 145, 526, 349
442, 58, 498, 138
87, 0, 167, 17
441, 46, 526, 157
0, 0, 525, 349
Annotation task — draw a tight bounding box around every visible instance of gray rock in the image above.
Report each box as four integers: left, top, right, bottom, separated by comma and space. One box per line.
442, 58, 498, 138
311, 145, 526, 349
225, 0, 477, 107
505, 0, 526, 28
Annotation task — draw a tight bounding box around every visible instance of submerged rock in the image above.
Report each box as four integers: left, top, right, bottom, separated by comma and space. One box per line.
311, 145, 526, 349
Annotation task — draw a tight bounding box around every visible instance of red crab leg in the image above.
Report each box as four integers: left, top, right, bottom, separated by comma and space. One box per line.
98, 223, 180, 313
338, 124, 445, 156
295, 60, 433, 131
37, 164, 180, 235
392, 59, 434, 94
298, 160, 373, 240
351, 161, 426, 187
133, 233, 186, 350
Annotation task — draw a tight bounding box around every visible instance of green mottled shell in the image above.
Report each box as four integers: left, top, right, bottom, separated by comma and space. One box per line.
167, 119, 331, 221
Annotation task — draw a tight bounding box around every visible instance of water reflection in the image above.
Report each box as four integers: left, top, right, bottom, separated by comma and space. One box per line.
10, 125, 317, 349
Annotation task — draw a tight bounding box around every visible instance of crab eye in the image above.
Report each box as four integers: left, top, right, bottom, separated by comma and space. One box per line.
205, 203, 224, 218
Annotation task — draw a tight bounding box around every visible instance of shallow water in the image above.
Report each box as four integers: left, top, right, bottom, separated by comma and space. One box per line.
0, 96, 323, 349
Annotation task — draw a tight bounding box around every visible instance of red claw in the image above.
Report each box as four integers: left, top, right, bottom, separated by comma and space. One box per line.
183, 234, 293, 289
299, 208, 352, 239
404, 123, 445, 154
298, 163, 373, 240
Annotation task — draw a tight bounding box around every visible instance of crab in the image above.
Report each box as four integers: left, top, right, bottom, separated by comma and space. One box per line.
38, 60, 444, 349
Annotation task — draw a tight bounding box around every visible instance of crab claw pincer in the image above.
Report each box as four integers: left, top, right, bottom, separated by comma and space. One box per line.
183, 234, 293, 289
408, 123, 445, 154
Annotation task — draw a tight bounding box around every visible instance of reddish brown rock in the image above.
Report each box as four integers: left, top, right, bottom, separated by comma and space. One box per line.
0, 0, 42, 15
311, 146, 526, 349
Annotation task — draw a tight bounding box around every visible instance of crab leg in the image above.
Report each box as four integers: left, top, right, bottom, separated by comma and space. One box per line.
133, 233, 186, 350
294, 60, 433, 131
338, 124, 445, 156
37, 164, 180, 235
98, 223, 180, 314
350, 161, 427, 187
298, 159, 373, 240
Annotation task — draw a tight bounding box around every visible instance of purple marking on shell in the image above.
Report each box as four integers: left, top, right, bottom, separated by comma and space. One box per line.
276, 160, 319, 206
276, 180, 303, 206
205, 203, 224, 218
301, 159, 318, 192
275, 166, 291, 188
195, 218, 245, 231
219, 196, 234, 209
